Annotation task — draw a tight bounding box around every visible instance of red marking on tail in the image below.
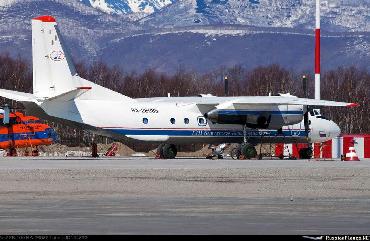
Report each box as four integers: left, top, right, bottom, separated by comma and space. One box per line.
32, 16, 56, 22
347, 103, 360, 108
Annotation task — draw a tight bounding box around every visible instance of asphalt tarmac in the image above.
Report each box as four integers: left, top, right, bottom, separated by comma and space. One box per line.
0, 157, 369, 235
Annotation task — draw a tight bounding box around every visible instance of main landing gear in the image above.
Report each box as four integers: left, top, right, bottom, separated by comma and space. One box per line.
230, 124, 258, 160
156, 144, 177, 159
231, 143, 258, 160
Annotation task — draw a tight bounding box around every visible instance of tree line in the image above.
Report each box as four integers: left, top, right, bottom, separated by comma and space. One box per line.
0, 53, 369, 146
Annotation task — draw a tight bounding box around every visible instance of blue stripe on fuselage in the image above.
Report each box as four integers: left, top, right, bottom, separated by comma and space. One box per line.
105, 128, 307, 137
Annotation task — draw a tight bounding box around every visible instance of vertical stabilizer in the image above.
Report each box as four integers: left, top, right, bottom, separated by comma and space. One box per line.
32, 16, 80, 99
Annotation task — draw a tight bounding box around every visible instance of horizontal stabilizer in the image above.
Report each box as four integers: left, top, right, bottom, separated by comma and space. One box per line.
0, 89, 37, 103
46, 87, 92, 102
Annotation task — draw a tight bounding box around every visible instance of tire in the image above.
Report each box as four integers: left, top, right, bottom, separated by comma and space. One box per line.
157, 144, 165, 158
241, 143, 257, 159
162, 144, 177, 159
231, 147, 241, 160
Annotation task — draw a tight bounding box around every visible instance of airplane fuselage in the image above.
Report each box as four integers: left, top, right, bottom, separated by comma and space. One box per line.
40, 96, 339, 145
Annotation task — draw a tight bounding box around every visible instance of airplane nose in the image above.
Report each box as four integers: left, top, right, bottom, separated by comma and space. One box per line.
330, 121, 341, 138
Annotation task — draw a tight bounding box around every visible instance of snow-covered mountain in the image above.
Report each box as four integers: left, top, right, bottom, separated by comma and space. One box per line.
80, 0, 175, 15
139, 0, 370, 32
77, 0, 370, 32
0, 0, 369, 73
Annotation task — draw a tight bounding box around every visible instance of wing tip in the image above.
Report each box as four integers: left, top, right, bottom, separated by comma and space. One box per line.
347, 103, 360, 108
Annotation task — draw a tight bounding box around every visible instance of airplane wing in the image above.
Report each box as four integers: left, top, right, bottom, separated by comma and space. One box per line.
280, 98, 358, 107
195, 96, 358, 109
198, 96, 357, 128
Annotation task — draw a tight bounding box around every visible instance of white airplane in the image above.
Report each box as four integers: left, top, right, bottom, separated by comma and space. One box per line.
0, 16, 358, 159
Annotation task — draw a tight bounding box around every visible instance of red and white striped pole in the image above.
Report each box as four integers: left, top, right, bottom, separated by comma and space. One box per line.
315, 0, 321, 100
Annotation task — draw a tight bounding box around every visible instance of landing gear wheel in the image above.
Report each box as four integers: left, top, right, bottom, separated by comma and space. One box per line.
299, 147, 313, 159
231, 147, 241, 160
162, 144, 177, 159
156, 144, 165, 159
241, 143, 257, 159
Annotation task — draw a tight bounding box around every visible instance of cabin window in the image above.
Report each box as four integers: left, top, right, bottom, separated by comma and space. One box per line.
143, 118, 148, 124
170, 118, 176, 124
197, 117, 207, 126
184, 118, 189, 124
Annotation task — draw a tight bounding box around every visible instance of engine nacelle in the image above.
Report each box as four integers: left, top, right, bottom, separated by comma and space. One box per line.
205, 105, 304, 129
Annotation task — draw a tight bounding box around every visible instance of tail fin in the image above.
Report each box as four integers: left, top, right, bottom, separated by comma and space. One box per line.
31, 16, 132, 102
32, 16, 79, 99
